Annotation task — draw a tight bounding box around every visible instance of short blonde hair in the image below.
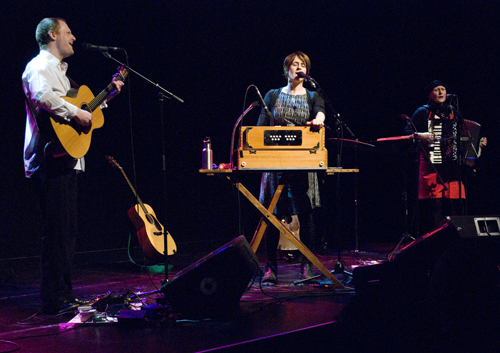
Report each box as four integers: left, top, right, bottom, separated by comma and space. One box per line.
36, 18, 65, 49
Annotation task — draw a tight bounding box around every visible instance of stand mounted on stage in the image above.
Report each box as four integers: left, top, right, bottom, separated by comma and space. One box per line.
237, 126, 328, 170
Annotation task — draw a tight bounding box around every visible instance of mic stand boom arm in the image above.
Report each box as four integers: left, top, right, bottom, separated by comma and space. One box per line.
310, 78, 355, 140
308, 78, 356, 168
101, 52, 184, 103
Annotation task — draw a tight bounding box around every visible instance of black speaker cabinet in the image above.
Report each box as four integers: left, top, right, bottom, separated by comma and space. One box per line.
390, 216, 500, 268
445, 215, 500, 237
160, 235, 259, 318
354, 216, 500, 299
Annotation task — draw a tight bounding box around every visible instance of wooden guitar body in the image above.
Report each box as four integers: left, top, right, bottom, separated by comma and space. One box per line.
128, 204, 177, 259
106, 154, 176, 260
38, 67, 128, 159
50, 85, 104, 158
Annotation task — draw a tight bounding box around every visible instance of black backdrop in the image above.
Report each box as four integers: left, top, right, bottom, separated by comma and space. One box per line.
2, 1, 499, 261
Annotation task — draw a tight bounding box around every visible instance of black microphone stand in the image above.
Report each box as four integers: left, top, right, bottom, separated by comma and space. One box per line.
100, 52, 184, 285
389, 116, 449, 256
306, 78, 356, 280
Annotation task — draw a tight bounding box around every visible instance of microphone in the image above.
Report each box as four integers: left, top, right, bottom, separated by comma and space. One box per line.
82, 43, 123, 52
446, 94, 457, 98
254, 87, 273, 120
296, 72, 313, 81
296, 72, 317, 88
249, 101, 260, 109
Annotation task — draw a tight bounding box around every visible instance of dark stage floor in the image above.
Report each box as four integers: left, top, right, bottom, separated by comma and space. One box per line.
1, 237, 499, 353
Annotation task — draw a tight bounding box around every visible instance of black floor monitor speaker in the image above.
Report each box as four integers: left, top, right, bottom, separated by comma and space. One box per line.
390, 215, 500, 268
354, 216, 500, 299
352, 216, 500, 349
160, 235, 259, 318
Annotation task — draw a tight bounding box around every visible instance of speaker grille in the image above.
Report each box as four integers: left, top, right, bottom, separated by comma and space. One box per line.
160, 235, 259, 317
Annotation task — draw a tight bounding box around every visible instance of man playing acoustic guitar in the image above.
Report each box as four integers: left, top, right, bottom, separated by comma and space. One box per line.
22, 17, 124, 315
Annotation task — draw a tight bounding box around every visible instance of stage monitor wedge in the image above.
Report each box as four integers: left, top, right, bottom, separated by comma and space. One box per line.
447, 216, 500, 237
160, 235, 259, 318
354, 215, 500, 300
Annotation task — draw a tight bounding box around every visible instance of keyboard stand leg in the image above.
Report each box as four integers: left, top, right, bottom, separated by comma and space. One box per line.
232, 177, 344, 289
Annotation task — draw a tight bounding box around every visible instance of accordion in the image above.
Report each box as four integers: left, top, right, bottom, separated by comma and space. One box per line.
427, 118, 481, 167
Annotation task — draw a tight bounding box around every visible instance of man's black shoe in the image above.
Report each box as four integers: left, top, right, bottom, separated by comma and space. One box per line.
41, 302, 78, 315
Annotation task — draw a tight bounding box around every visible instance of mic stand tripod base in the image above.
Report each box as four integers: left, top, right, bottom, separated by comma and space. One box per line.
333, 260, 354, 284
390, 232, 415, 255
292, 267, 353, 286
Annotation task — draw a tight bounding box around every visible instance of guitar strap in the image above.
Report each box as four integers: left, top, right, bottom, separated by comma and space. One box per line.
67, 75, 80, 89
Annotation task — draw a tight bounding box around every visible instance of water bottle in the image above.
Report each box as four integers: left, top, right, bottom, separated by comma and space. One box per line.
202, 137, 213, 169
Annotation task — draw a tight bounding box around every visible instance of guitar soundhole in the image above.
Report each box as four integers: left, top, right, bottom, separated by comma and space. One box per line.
146, 213, 160, 226
146, 214, 162, 235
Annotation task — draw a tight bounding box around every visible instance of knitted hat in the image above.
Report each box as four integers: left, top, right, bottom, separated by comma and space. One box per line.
425, 80, 446, 95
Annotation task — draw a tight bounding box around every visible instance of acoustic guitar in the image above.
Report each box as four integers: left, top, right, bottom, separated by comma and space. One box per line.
106, 155, 177, 259
39, 66, 128, 159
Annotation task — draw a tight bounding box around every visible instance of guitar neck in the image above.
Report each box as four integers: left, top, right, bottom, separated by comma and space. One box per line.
117, 166, 149, 215
86, 83, 116, 112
